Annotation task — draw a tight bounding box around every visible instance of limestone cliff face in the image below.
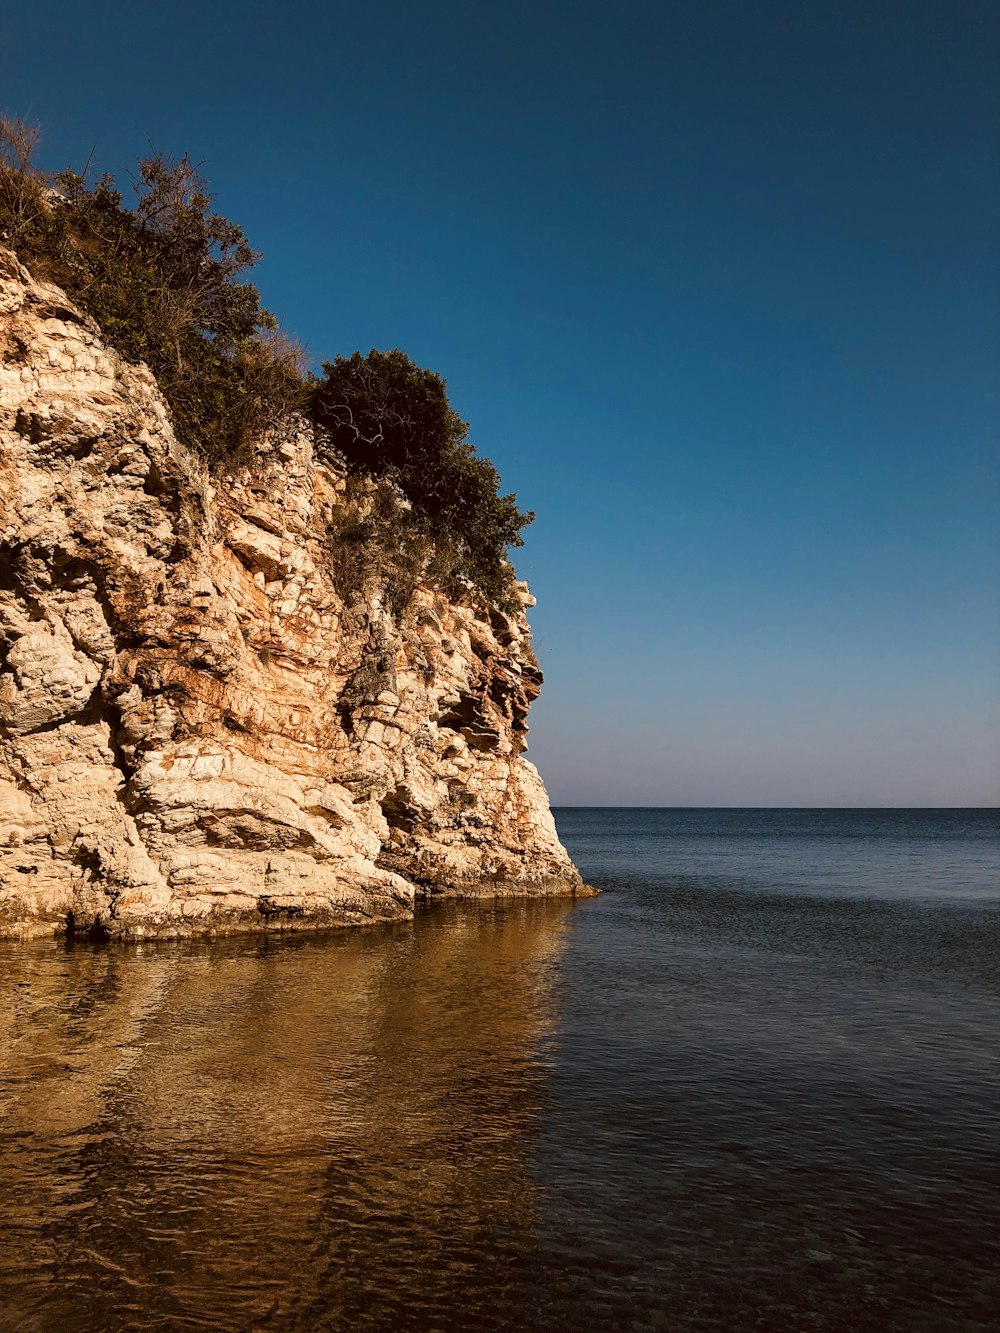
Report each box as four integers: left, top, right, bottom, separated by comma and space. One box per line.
0, 249, 585, 939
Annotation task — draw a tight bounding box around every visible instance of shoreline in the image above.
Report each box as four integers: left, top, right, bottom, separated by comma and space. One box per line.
0, 878, 600, 945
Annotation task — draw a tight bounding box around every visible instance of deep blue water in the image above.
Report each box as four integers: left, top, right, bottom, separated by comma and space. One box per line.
558, 806, 1000, 901
543, 808, 1000, 1330
0, 808, 997, 1331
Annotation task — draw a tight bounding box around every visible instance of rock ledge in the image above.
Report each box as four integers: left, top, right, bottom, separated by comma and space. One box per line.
0, 249, 589, 939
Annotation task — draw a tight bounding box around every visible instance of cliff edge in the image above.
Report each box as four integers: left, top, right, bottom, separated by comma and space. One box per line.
0, 249, 587, 938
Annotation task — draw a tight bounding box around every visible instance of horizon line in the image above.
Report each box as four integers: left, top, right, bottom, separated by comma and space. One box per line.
549, 805, 999, 811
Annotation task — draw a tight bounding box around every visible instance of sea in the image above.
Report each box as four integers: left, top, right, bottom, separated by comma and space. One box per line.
0, 807, 997, 1332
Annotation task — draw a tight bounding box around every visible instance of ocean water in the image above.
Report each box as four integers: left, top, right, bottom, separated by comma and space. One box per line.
0, 808, 997, 1332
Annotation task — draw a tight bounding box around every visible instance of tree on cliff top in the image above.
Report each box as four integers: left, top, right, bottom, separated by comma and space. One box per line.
0, 117, 304, 465
313, 350, 533, 606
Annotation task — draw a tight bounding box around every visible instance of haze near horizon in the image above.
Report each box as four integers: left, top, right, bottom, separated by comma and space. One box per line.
5, 0, 998, 805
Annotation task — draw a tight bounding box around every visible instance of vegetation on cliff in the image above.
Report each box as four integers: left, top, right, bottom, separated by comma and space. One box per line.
0, 119, 303, 466
314, 351, 531, 607
0, 119, 531, 606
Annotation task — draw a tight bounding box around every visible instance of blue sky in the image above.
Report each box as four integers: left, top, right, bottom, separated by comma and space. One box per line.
6, 0, 998, 804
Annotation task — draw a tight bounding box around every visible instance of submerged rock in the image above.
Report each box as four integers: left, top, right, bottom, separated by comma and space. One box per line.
0, 248, 588, 939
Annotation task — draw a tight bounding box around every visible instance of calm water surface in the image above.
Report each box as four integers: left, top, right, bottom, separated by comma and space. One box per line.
1, 808, 998, 1331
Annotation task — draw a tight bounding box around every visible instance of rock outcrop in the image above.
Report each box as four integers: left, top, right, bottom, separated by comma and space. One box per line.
0, 249, 586, 938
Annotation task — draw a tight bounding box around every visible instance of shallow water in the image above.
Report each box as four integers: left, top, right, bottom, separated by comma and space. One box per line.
1, 809, 998, 1331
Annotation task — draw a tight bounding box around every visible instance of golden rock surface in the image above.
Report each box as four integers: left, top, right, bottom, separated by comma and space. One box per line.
0, 248, 586, 939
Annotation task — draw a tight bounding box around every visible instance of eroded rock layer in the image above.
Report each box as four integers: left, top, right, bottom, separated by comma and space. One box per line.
0, 249, 585, 938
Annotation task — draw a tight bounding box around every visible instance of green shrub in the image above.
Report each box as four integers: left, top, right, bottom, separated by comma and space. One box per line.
0, 118, 305, 467
313, 350, 532, 606
1, 121, 533, 610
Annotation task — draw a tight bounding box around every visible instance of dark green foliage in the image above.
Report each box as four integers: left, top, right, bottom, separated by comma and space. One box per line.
0, 118, 305, 466
1, 120, 533, 609
313, 350, 533, 606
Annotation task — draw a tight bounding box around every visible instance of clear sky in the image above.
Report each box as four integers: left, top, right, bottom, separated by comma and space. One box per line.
6, 0, 998, 805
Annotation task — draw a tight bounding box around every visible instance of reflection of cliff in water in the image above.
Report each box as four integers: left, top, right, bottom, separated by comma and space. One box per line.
0, 899, 576, 1331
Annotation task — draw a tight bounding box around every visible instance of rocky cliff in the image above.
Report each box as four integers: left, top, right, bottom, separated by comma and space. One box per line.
0, 249, 586, 939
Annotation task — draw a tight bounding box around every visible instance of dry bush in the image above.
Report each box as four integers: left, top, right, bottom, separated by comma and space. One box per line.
326, 480, 431, 616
